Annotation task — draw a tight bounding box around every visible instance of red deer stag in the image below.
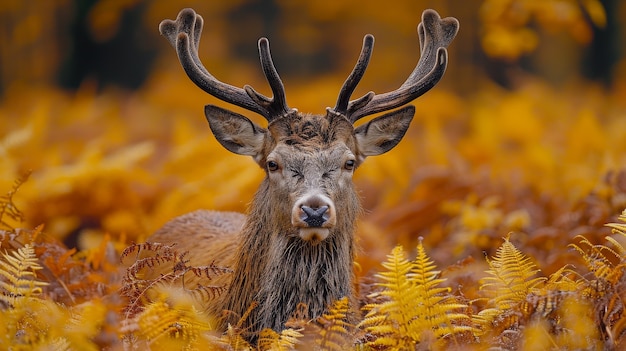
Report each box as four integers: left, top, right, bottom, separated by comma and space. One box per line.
150, 7, 458, 340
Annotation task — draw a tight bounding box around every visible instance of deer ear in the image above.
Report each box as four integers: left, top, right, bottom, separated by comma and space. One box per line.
354, 105, 415, 156
205, 105, 267, 158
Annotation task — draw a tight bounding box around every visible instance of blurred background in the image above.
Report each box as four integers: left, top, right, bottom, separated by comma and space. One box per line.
1, 0, 625, 275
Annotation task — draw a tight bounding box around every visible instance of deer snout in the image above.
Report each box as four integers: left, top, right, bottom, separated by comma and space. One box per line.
292, 194, 336, 241
301, 205, 329, 227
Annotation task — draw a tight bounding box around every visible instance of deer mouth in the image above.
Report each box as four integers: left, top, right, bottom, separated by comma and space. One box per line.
298, 227, 330, 242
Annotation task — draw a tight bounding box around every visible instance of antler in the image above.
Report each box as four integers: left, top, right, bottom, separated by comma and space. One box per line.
333, 34, 375, 115
159, 8, 292, 122
333, 9, 459, 123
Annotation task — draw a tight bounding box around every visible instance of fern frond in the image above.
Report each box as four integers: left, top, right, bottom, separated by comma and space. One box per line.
473, 307, 502, 327
48, 337, 72, 351
408, 241, 474, 341
0, 172, 29, 230
544, 264, 582, 292
602, 211, 626, 260
410, 242, 446, 290
570, 216, 626, 346
258, 327, 303, 351
605, 209, 626, 237
569, 235, 623, 292
476, 236, 545, 333
121, 242, 231, 320
122, 267, 181, 319
0, 243, 48, 307
134, 286, 216, 349
518, 266, 582, 320
480, 236, 545, 309
604, 236, 626, 258
216, 301, 259, 349
316, 297, 353, 350
120, 241, 178, 263
187, 284, 228, 302
360, 243, 473, 348
188, 263, 234, 280
223, 323, 254, 351
359, 245, 420, 345
0, 242, 102, 350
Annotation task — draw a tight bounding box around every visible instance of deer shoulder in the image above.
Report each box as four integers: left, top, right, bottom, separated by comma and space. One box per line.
149, 210, 244, 268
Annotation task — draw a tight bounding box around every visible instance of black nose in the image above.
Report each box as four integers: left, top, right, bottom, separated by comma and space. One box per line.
301, 205, 329, 227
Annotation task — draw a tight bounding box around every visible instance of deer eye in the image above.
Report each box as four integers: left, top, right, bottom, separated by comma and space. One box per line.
344, 159, 355, 171
267, 160, 279, 172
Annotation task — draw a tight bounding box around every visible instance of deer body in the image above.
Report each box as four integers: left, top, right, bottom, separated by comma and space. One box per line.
150, 8, 458, 340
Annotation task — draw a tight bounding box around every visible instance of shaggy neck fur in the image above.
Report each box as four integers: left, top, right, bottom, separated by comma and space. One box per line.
220, 178, 359, 339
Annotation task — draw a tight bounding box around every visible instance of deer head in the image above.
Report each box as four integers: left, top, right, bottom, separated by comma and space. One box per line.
159, 8, 458, 244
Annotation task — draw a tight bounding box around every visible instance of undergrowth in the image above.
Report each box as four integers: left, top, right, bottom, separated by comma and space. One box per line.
1, 0, 624, 349
3, 177, 626, 349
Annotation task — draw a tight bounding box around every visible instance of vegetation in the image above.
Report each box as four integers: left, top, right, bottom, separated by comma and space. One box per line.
1, 0, 626, 349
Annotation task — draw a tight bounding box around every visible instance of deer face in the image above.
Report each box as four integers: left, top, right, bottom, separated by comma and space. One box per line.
205, 105, 415, 242
265, 113, 355, 242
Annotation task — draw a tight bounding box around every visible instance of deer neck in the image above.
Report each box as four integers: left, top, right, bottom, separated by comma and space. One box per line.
222, 178, 358, 335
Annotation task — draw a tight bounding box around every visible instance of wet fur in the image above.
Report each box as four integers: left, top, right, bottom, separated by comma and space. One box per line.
221, 170, 361, 337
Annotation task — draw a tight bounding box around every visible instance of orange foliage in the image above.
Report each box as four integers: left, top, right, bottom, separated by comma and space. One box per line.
1, 0, 626, 349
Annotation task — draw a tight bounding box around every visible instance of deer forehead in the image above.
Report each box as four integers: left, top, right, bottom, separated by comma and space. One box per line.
269, 143, 354, 170
264, 115, 357, 178
267, 112, 357, 152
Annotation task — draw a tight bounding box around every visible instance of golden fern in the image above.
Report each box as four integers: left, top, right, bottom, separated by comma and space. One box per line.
128, 285, 218, 350
216, 302, 258, 350
409, 242, 474, 341
517, 265, 581, 324
360, 242, 473, 349
474, 235, 546, 332
0, 239, 104, 350
0, 242, 51, 347
359, 245, 419, 349
543, 264, 582, 293
257, 328, 303, 351
0, 243, 48, 307
605, 209, 626, 236
257, 297, 353, 350
316, 296, 353, 350
0, 171, 29, 231
569, 209, 626, 287
569, 234, 625, 295
567, 210, 626, 347
223, 324, 254, 351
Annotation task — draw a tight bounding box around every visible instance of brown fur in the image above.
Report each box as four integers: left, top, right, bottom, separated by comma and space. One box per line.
150, 210, 243, 269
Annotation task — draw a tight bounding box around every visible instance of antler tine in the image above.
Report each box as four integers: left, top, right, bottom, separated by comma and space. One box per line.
159, 8, 292, 121
347, 9, 459, 123
243, 38, 291, 119
332, 34, 375, 115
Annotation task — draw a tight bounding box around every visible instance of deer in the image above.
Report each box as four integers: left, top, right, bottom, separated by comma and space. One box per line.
149, 7, 458, 341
